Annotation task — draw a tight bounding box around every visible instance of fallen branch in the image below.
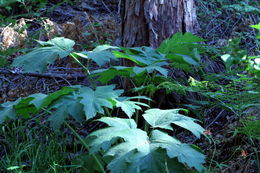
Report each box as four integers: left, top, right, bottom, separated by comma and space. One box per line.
0, 69, 87, 79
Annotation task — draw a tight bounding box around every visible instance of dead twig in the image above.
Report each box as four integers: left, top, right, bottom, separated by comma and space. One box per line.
0, 69, 87, 80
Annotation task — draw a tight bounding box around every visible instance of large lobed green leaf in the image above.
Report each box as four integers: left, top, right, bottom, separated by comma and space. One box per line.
88, 117, 205, 173
75, 45, 119, 66
113, 46, 166, 66
78, 85, 123, 119
158, 32, 205, 54
92, 62, 169, 84
0, 85, 149, 129
0, 93, 48, 123
12, 37, 75, 73
0, 99, 21, 123
158, 32, 205, 66
143, 109, 205, 138
90, 46, 170, 84
91, 33, 205, 84
42, 85, 124, 129
113, 96, 151, 118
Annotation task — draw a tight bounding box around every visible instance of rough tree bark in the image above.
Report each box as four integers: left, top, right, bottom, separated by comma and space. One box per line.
122, 0, 200, 48
121, 0, 225, 104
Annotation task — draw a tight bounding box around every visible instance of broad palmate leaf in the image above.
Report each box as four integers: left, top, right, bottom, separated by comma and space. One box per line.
158, 32, 205, 67
88, 117, 205, 173
113, 46, 166, 66
0, 85, 149, 130
143, 109, 205, 138
112, 96, 151, 118
0, 99, 21, 123
0, 94, 45, 123
12, 37, 75, 73
74, 45, 119, 66
41, 85, 123, 129
92, 62, 169, 84
78, 85, 123, 119
158, 32, 205, 55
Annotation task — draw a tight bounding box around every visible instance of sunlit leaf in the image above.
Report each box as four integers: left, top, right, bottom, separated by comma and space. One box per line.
142, 109, 205, 138
88, 117, 205, 173
12, 37, 75, 73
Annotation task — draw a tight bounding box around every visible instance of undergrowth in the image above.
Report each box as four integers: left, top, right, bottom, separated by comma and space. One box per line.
196, 0, 260, 54
0, 18, 259, 172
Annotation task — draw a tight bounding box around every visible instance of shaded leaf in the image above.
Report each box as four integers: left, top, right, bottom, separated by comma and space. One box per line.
91, 66, 133, 84
79, 85, 123, 119
0, 85, 149, 130
29, 93, 48, 109
80, 45, 118, 66
48, 105, 68, 129
133, 62, 169, 76
92, 62, 168, 84
40, 86, 76, 108
116, 46, 166, 66
14, 97, 38, 118
0, 99, 21, 123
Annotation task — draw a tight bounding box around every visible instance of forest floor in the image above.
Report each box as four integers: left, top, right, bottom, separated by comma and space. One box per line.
0, 1, 259, 173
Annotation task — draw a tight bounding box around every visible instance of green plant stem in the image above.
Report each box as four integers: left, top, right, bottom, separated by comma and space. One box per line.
70, 53, 91, 75
249, 137, 260, 171
144, 90, 154, 133
208, 136, 216, 172
64, 121, 106, 173
104, 107, 112, 117
254, 146, 260, 171
135, 109, 140, 125
134, 74, 153, 125
144, 122, 149, 132
42, 108, 105, 173
135, 94, 141, 125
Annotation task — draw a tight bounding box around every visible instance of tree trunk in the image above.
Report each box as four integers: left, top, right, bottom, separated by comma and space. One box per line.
121, 0, 225, 104
122, 0, 200, 48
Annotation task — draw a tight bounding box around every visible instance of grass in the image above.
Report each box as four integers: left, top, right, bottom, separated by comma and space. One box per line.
0, 120, 86, 173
